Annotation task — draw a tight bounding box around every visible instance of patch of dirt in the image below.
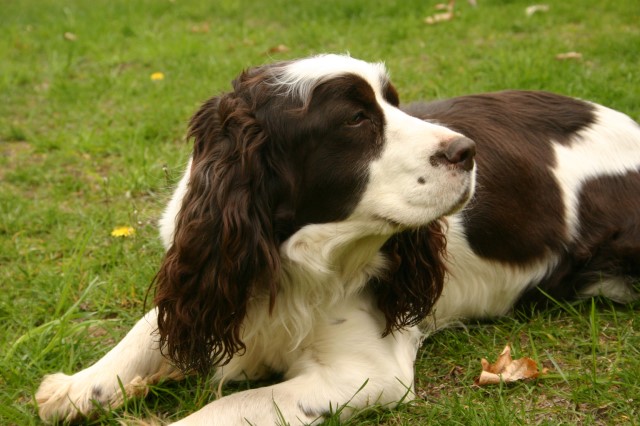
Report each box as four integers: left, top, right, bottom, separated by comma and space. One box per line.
0, 141, 36, 180
1, 140, 32, 156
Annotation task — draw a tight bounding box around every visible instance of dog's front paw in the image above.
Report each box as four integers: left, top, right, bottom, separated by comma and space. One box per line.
36, 365, 182, 423
36, 371, 119, 423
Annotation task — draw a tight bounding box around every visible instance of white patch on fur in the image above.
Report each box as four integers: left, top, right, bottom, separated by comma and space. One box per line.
274, 54, 389, 103
239, 220, 393, 356
355, 103, 475, 227
176, 307, 421, 426
425, 215, 559, 329
553, 105, 640, 240
159, 159, 191, 250
579, 277, 639, 303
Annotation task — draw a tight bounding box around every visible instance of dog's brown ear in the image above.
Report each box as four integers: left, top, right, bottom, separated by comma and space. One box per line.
153, 92, 281, 374
373, 220, 448, 335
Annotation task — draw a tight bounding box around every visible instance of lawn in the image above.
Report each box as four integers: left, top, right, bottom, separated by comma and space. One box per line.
1, 0, 639, 424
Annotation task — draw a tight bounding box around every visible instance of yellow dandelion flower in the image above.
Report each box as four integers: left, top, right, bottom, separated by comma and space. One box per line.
150, 72, 165, 81
111, 226, 135, 238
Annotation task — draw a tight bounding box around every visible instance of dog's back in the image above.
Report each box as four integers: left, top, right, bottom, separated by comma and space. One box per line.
406, 91, 640, 325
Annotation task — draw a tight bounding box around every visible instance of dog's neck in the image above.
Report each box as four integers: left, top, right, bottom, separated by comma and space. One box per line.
239, 220, 395, 350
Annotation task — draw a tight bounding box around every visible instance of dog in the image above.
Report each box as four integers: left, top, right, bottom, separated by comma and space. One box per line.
36, 54, 640, 425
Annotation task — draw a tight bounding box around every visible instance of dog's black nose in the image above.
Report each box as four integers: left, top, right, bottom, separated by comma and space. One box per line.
433, 137, 476, 171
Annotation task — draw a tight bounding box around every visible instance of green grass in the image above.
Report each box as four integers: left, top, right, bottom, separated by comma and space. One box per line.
1, 0, 639, 424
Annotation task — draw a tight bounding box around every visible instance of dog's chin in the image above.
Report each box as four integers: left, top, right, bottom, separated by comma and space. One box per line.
384, 191, 473, 230
375, 209, 449, 232
369, 185, 474, 232
443, 188, 473, 217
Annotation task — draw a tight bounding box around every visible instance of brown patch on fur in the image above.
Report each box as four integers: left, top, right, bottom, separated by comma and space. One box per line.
404, 91, 596, 264
374, 221, 448, 335
523, 171, 640, 303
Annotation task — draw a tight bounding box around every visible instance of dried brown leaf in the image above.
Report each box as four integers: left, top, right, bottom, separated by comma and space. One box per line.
190, 23, 210, 34
425, 1, 455, 25
475, 344, 540, 386
267, 44, 290, 54
525, 4, 550, 17
424, 12, 454, 25
555, 51, 583, 60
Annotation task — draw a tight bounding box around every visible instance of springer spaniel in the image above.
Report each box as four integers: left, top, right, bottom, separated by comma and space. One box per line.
36, 54, 640, 425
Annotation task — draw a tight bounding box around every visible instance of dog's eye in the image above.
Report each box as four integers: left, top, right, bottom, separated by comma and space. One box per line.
345, 112, 367, 126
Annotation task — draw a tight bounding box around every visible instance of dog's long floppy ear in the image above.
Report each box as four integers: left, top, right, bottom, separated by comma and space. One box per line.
153, 89, 282, 374
373, 220, 448, 335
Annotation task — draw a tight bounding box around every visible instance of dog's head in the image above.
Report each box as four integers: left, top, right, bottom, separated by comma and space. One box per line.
154, 54, 476, 373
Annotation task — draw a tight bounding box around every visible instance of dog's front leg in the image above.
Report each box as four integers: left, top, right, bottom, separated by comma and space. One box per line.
171, 311, 422, 426
36, 308, 182, 423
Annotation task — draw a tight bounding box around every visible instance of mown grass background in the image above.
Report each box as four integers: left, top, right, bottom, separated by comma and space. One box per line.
1, 0, 639, 424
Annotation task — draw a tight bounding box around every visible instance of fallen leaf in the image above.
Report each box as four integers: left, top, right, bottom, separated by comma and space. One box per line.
525, 4, 550, 16
63, 32, 77, 41
555, 52, 582, 60
267, 44, 290, 54
190, 22, 210, 33
475, 344, 540, 386
425, 12, 454, 25
425, 1, 455, 25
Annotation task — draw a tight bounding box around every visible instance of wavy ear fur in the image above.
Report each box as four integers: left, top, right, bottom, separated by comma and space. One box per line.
154, 90, 282, 374
374, 220, 448, 335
